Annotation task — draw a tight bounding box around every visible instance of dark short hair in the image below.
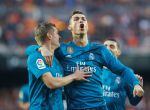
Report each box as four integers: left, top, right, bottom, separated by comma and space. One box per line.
69, 10, 84, 20
72, 10, 84, 16
34, 22, 56, 45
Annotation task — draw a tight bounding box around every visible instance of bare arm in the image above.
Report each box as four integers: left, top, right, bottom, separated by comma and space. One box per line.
42, 68, 91, 89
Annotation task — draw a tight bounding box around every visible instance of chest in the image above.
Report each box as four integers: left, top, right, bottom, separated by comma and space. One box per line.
63, 52, 103, 74
63, 49, 103, 66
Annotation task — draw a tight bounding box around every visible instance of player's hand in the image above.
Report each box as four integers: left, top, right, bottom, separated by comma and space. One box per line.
133, 84, 144, 97
73, 66, 92, 82
135, 74, 143, 87
39, 47, 53, 66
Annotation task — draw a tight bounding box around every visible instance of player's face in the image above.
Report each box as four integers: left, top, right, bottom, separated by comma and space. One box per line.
49, 27, 60, 48
104, 40, 121, 57
69, 14, 88, 35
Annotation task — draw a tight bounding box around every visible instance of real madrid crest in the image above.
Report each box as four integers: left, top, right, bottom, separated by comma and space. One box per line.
67, 46, 74, 54
89, 53, 95, 60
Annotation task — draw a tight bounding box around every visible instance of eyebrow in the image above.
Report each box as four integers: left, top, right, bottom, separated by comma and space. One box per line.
74, 17, 79, 18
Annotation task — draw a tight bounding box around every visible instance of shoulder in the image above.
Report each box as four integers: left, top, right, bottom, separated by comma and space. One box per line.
25, 45, 39, 56
92, 42, 113, 58
90, 42, 107, 51
89, 42, 109, 56
27, 51, 44, 65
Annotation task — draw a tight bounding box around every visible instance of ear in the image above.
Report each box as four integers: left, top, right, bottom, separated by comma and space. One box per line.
68, 19, 72, 30
68, 25, 72, 31
47, 32, 52, 40
117, 49, 121, 56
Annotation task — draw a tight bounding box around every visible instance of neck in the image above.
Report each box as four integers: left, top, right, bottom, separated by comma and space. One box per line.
72, 33, 88, 47
42, 43, 56, 55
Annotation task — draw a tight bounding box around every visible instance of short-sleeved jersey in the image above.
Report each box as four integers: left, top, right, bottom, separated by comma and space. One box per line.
102, 68, 142, 110
19, 84, 29, 103
27, 49, 64, 110
54, 41, 139, 109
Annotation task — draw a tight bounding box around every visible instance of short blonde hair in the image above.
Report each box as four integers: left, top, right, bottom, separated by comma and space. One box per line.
34, 22, 55, 46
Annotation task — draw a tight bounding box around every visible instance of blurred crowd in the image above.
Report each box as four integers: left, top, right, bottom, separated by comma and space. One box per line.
0, 88, 20, 110
0, 83, 150, 110
0, 0, 150, 57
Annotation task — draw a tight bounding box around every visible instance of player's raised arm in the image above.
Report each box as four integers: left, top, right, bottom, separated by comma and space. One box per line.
101, 45, 144, 97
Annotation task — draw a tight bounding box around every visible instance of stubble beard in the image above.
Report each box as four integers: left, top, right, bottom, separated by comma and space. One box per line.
79, 33, 84, 39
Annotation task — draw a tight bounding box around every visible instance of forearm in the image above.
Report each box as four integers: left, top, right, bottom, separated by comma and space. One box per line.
50, 74, 76, 89
42, 72, 76, 89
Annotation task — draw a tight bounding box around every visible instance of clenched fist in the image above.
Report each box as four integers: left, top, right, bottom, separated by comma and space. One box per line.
133, 85, 144, 97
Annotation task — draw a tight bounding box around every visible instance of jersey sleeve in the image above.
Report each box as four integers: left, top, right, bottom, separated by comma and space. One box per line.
27, 54, 50, 79
100, 46, 139, 87
25, 45, 39, 56
125, 83, 143, 105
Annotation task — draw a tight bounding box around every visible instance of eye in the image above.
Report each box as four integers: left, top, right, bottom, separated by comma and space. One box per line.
109, 44, 115, 49
82, 17, 86, 21
74, 17, 79, 21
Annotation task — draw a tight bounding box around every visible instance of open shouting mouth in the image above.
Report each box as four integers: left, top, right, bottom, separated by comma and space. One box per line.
80, 24, 84, 31
80, 24, 84, 29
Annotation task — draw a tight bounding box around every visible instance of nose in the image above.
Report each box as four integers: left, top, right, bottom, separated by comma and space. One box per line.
80, 20, 83, 24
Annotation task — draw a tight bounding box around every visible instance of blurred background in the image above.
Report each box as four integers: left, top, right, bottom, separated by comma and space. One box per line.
0, 0, 149, 110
